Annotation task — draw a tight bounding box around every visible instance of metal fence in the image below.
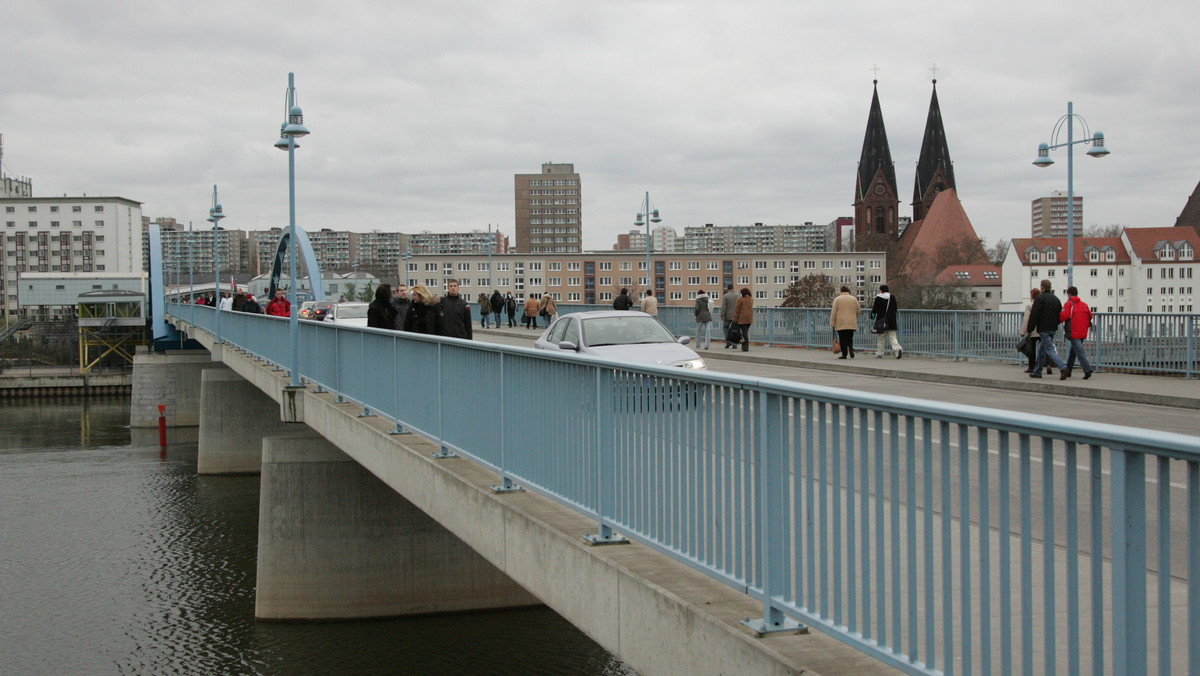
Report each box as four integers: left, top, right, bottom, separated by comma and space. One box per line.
539, 304, 1199, 378
170, 303, 1200, 675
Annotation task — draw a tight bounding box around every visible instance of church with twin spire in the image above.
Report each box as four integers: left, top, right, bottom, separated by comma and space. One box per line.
853, 78, 990, 288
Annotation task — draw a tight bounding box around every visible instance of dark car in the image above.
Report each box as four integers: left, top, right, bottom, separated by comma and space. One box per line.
309, 301, 336, 321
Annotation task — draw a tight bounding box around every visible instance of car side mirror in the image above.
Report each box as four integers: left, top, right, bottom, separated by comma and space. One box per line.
677, 336, 692, 345
557, 340, 580, 351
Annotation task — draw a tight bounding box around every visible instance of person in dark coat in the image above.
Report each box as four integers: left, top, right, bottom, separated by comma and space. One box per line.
403, 284, 439, 334
870, 284, 902, 359
241, 294, 262, 314
504, 293, 518, 327
437, 280, 473, 340
391, 283, 411, 330
613, 288, 633, 311
367, 284, 397, 329
490, 290, 504, 324
1025, 279, 1067, 379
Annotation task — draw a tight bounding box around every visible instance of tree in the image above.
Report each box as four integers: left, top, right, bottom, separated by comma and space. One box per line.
781, 273, 837, 308
1084, 224, 1124, 238
983, 238, 1009, 266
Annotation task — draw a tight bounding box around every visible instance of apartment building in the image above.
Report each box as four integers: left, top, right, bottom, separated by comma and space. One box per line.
401, 250, 886, 307
682, 222, 836, 253
3, 192, 143, 319
514, 163, 581, 253
1031, 191, 1084, 238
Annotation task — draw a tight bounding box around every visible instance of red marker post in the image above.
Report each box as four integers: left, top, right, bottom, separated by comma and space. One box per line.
157, 404, 167, 449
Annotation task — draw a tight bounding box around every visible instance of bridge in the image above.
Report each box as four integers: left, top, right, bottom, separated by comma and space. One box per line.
133, 301, 1199, 676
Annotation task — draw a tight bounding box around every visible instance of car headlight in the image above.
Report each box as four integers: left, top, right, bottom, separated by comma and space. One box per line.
673, 358, 706, 369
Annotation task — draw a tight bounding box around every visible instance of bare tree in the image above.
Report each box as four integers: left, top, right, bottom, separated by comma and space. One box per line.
984, 238, 1009, 265
1084, 224, 1124, 238
781, 273, 837, 308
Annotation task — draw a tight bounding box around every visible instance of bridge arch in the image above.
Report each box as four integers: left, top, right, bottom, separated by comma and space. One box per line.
268, 228, 326, 301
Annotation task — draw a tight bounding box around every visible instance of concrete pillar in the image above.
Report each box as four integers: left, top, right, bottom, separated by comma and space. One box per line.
197, 366, 298, 474
255, 433, 539, 620
130, 347, 213, 428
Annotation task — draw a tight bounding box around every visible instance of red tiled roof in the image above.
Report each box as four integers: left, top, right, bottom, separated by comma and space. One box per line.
1010, 237, 1129, 265
1121, 226, 1200, 261
894, 189, 987, 284
933, 264, 1002, 286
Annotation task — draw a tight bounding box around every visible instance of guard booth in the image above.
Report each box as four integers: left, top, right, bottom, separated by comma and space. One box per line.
77, 290, 146, 373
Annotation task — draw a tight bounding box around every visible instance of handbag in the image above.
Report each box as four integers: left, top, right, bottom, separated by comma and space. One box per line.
1016, 336, 1029, 352
831, 335, 840, 353
871, 317, 886, 334
727, 324, 743, 343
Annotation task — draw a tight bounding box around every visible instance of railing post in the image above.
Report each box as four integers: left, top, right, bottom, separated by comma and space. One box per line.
1187, 314, 1195, 380
953, 312, 962, 360
1111, 449, 1147, 676
584, 366, 626, 545
743, 391, 804, 635
767, 308, 774, 346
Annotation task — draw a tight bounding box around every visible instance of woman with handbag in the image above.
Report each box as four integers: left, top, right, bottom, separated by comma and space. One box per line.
829, 286, 860, 359
1019, 287, 1041, 373
870, 284, 902, 359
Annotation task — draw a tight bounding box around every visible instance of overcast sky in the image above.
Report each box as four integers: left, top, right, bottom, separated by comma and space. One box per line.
1, 1, 1196, 250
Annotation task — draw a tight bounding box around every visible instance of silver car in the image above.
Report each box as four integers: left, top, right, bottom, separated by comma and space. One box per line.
533, 311, 705, 370
324, 302, 369, 327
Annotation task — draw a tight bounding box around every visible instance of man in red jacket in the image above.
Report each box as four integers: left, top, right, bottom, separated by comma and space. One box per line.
1059, 286, 1094, 379
266, 289, 291, 318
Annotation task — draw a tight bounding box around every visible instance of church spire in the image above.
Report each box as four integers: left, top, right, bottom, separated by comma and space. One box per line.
854, 80, 900, 240
912, 79, 956, 222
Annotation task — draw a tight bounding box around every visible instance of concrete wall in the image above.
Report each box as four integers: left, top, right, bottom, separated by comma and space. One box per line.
129, 347, 214, 427
255, 432, 539, 620
197, 366, 299, 474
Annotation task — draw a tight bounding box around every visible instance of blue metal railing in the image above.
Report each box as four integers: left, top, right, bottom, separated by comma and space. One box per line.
540, 304, 1199, 378
170, 303, 1199, 675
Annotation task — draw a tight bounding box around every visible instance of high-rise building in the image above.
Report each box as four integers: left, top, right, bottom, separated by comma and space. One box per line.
514, 163, 581, 253
1031, 191, 1084, 238
680, 223, 833, 253
407, 230, 505, 256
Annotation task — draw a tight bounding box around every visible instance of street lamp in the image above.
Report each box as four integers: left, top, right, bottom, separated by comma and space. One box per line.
188, 220, 194, 326
208, 186, 225, 343
634, 192, 662, 298
1032, 101, 1110, 288
275, 72, 310, 388
487, 223, 493, 291
352, 258, 360, 300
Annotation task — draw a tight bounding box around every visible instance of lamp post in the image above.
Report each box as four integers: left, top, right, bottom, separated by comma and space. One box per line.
352, 258, 360, 300
208, 186, 225, 343
1032, 101, 1110, 288
634, 192, 662, 298
487, 223, 494, 291
275, 72, 310, 388
188, 220, 194, 326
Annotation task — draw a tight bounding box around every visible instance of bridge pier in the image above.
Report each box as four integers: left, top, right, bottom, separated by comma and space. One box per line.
197, 366, 297, 474
129, 347, 212, 427
254, 432, 539, 621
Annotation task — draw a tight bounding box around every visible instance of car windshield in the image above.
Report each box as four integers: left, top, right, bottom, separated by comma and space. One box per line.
335, 303, 368, 319
581, 316, 675, 347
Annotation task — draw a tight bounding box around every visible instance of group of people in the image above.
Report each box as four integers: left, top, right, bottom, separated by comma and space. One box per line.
829, 284, 904, 360
471, 291, 559, 330
365, 280, 474, 339
190, 289, 293, 316
1020, 279, 1094, 380
687, 284, 754, 352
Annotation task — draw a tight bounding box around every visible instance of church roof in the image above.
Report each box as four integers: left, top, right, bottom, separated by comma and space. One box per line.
913, 81, 956, 212
894, 189, 986, 284
933, 264, 1001, 286
856, 81, 897, 201
1173, 178, 1200, 237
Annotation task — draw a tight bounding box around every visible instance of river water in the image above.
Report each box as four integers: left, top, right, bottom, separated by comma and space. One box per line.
0, 398, 634, 675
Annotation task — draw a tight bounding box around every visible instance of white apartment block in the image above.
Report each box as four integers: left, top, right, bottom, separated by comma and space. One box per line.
1002, 227, 1199, 314
3, 195, 143, 319
408, 230, 504, 255
682, 222, 834, 253
401, 250, 886, 307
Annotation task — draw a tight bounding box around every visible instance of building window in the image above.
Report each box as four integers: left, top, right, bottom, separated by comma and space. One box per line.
94, 205, 104, 212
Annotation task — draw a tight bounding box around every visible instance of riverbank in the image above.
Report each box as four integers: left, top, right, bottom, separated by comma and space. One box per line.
0, 367, 131, 397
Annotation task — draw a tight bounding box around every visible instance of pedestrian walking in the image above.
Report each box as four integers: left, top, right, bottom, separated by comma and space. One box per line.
477, 292, 492, 328
523, 295, 539, 330
870, 284, 902, 359
613, 288, 633, 311
1025, 279, 1068, 379
640, 289, 658, 316
732, 288, 754, 352
830, 286, 860, 359
694, 289, 713, 350
721, 284, 739, 348
538, 293, 557, 327
266, 289, 290, 317
505, 293, 518, 327
437, 280, 473, 339
391, 283, 411, 330
367, 284, 397, 329
403, 284, 439, 334
490, 290, 504, 325
1019, 288, 1041, 373
1060, 285, 1095, 379
241, 294, 262, 314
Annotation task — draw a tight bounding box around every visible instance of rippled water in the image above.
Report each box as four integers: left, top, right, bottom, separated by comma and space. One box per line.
0, 399, 634, 675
